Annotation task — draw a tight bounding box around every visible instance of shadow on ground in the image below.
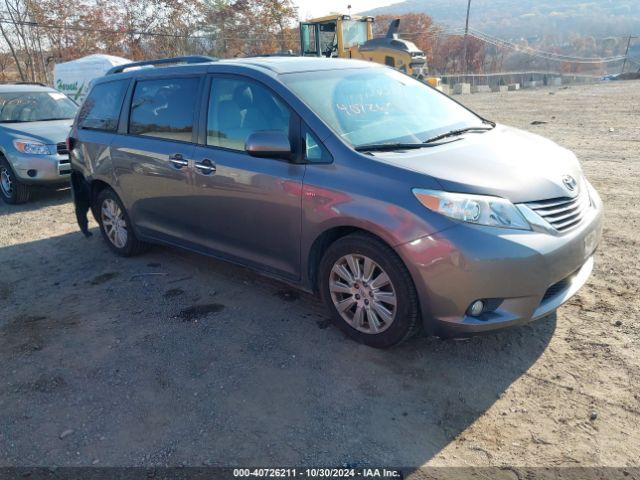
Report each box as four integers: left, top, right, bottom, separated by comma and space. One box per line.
0, 186, 70, 214
0, 225, 555, 467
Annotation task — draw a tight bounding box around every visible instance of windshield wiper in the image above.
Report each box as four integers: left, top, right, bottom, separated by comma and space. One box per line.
423, 126, 494, 144
36, 117, 73, 122
355, 143, 430, 152
0, 119, 26, 123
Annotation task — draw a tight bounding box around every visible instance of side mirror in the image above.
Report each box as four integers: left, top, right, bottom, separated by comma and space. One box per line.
245, 131, 292, 160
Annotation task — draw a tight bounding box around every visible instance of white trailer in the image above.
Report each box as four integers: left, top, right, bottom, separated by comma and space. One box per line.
53, 54, 130, 103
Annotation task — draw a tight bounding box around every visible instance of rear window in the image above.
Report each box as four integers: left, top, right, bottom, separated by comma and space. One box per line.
77, 80, 128, 132
129, 77, 199, 142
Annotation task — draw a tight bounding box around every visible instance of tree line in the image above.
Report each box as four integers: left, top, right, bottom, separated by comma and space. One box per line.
0, 0, 615, 84
0, 0, 300, 83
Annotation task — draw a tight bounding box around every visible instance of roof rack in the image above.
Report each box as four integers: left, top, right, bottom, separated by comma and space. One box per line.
106, 56, 217, 75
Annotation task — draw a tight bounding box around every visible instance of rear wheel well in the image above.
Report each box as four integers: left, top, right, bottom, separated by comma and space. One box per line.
90, 179, 111, 201
308, 227, 395, 292
89, 179, 112, 221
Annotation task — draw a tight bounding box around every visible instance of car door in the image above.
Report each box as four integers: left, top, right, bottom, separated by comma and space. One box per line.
189, 75, 306, 280
110, 75, 202, 244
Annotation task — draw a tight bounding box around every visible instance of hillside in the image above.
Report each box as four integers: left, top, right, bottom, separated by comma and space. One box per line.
364, 0, 640, 39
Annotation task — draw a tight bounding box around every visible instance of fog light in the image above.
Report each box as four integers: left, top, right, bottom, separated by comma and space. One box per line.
27, 169, 37, 178
469, 300, 485, 317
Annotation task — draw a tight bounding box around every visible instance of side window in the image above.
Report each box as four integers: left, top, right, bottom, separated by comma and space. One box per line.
77, 80, 128, 132
207, 78, 290, 151
129, 77, 199, 142
304, 128, 332, 164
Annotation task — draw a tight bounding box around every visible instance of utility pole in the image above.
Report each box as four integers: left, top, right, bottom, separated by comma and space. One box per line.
621, 35, 632, 74
462, 0, 472, 74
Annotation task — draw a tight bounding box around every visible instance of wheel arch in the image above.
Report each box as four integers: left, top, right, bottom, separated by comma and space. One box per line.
88, 178, 114, 222
0, 150, 15, 171
306, 225, 400, 293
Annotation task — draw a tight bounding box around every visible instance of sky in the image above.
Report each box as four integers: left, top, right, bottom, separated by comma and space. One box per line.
294, 0, 396, 20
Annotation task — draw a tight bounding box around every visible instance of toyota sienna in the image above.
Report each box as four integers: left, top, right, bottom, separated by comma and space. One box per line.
69, 56, 603, 348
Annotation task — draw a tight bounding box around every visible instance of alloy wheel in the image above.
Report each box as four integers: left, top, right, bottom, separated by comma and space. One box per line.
328, 254, 397, 334
101, 198, 128, 249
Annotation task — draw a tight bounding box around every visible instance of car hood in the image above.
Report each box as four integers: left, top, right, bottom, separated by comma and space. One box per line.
371, 124, 583, 204
0, 119, 74, 145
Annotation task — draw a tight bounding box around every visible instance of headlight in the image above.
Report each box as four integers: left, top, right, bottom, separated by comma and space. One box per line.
413, 188, 531, 230
13, 139, 51, 155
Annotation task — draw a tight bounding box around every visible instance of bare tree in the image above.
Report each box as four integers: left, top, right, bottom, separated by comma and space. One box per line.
203, 0, 298, 58
0, 0, 30, 80
0, 0, 300, 82
0, 52, 14, 81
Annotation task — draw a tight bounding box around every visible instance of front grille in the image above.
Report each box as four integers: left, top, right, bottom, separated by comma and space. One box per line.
56, 142, 68, 155
541, 263, 583, 303
58, 158, 71, 176
542, 277, 571, 302
525, 189, 590, 232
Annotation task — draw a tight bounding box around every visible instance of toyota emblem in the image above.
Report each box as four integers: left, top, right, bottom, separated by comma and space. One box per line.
562, 175, 577, 193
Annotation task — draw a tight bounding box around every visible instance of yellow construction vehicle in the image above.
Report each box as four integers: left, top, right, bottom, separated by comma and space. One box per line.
300, 14, 429, 80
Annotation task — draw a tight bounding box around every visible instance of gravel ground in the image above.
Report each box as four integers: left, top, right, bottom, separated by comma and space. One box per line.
0, 80, 638, 469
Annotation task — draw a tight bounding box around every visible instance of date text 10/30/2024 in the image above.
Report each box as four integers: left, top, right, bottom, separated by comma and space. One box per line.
233, 469, 403, 478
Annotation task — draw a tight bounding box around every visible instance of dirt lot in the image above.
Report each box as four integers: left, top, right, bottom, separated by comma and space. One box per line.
0, 80, 639, 469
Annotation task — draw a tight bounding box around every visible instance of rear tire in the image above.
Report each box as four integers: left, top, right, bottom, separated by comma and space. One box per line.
319, 233, 421, 348
95, 188, 148, 256
0, 156, 31, 204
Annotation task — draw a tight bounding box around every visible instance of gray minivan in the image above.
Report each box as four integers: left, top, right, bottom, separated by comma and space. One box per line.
69, 56, 603, 348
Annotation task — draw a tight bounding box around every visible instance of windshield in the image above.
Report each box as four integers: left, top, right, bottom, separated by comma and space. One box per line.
282, 68, 485, 148
0, 91, 78, 123
342, 20, 368, 48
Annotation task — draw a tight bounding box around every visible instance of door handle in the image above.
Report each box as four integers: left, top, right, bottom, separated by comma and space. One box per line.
194, 158, 216, 175
169, 153, 188, 168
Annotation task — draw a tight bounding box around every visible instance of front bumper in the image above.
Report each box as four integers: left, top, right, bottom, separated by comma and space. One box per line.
7, 151, 71, 185
396, 195, 603, 337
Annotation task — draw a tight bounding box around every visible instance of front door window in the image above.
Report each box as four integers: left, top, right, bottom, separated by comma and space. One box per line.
207, 78, 290, 152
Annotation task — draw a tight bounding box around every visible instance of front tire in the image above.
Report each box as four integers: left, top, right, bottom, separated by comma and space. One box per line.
96, 188, 148, 256
319, 233, 420, 348
0, 156, 31, 204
